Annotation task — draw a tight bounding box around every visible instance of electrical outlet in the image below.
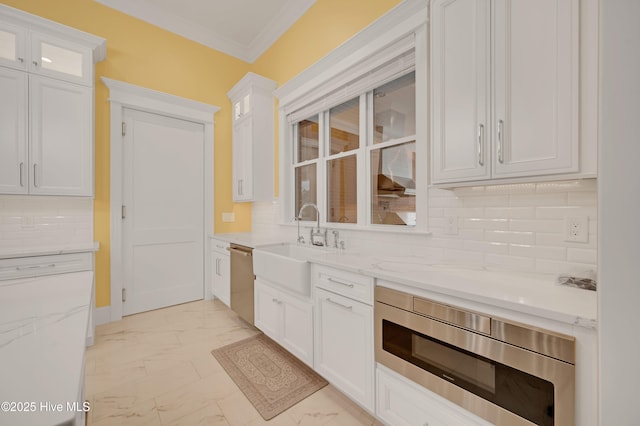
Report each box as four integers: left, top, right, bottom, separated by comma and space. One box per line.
444, 216, 459, 235
564, 216, 589, 243
222, 212, 235, 223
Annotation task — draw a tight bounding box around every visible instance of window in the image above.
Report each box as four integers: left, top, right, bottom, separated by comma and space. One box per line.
294, 116, 319, 220
292, 72, 417, 228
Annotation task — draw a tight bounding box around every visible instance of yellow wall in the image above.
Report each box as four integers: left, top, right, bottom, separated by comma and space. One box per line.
1, 0, 250, 307
0, 0, 401, 308
252, 0, 403, 195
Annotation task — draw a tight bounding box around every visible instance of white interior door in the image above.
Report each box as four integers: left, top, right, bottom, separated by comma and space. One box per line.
122, 108, 205, 315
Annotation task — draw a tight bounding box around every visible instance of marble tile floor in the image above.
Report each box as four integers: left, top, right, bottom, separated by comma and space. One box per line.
85, 299, 382, 426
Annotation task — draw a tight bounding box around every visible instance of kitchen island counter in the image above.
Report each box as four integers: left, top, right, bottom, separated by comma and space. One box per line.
0, 271, 93, 426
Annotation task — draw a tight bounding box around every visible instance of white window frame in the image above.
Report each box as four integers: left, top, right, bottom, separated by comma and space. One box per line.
275, 0, 428, 233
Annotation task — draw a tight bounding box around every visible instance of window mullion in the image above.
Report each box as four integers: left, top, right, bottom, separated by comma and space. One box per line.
357, 93, 369, 227
318, 111, 328, 225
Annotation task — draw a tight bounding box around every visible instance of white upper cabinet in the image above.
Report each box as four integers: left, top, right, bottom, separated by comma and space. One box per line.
0, 67, 27, 194
0, 15, 96, 86
431, 0, 591, 185
29, 75, 93, 195
228, 72, 277, 202
431, 0, 491, 183
0, 4, 105, 196
0, 20, 27, 70
30, 32, 92, 85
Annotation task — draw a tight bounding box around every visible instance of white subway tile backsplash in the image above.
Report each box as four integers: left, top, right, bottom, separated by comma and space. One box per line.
463, 240, 509, 255
485, 254, 536, 271
0, 196, 93, 249
567, 248, 598, 264
509, 193, 567, 207
535, 206, 597, 219
253, 179, 598, 279
509, 244, 567, 261
485, 230, 536, 245
462, 218, 509, 231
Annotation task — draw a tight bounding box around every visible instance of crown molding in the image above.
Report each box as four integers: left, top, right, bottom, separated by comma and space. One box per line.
94, 0, 315, 63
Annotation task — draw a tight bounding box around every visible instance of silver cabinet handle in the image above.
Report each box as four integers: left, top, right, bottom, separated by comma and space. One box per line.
326, 297, 352, 310
327, 277, 354, 288
271, 298, 282, 305
215, 244, 226, 249
19, 162, 24, 187
17, 57, 24, 63
16, 263, 56, 271
215, 258, 220, 276
32, 60, 38, 67
497, 119, 505, 164
238, 179, 243, 196
33, 164, 38, 187
477, 124, 485, 166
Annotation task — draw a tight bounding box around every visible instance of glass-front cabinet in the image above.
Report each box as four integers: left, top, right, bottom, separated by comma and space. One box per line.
291, 71, 416, 228
0, 20, 26, 70
0, 17, 93, 85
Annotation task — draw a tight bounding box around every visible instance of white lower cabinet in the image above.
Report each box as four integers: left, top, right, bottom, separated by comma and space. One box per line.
210, 238, 230, 306
254, 278, 314, 367
376, 365, 493, 426
314, 284, 374, 412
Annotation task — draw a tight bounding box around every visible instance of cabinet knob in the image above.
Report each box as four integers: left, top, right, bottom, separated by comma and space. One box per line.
18, 57, 24, 63
32, 60, 38, 67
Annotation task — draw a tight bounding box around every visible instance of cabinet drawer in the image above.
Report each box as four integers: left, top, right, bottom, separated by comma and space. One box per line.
210, 238, 230, 255
0, 252, 92, 281
312, 264, 374, 305
376, 365, 493, 426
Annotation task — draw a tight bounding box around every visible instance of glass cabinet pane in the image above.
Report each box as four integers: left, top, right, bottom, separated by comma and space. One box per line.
327, 155, 357, 224
371, 141, 416, 226
40, 41, 84, 78
329, 97, 359, 154
295, 163, 317, 220
0, 29, 17, 62
374, 72, 416, 144
297, 116, 319, 162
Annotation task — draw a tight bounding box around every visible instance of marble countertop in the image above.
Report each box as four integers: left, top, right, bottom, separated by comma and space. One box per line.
307, 251, 597, 329
0, 271, 93, 426
214, 233, 597, 328
0, 242, 100, 259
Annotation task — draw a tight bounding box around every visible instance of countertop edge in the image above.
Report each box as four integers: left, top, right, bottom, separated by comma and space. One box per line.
0, 242, 100, 259
306, 254, 597, 330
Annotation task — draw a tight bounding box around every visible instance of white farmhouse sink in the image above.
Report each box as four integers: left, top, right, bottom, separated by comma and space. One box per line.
253, 243, 327, 296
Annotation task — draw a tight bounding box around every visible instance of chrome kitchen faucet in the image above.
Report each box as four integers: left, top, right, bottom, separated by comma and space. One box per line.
296, 203, 327, 246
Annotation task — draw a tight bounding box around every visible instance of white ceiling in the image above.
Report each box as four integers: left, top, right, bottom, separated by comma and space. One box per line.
94, 0, 316, 63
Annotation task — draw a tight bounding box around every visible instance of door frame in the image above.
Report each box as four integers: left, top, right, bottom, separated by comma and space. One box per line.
102, 77, 219, 322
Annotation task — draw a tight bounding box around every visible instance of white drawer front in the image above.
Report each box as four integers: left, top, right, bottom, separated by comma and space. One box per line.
0, 252, 92, 281
313, 264, 373, 305
210, 238, 230, 256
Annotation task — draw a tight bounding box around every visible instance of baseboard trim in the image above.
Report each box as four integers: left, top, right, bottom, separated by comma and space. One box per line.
94, 306, 112, 326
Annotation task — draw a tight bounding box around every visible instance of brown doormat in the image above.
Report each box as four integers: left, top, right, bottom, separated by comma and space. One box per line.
211, 333, 328, 420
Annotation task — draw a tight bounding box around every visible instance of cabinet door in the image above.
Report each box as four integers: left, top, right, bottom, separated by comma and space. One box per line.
29, 75, 93, 196
431, 0, 491, 184
254, 279, 281, 340
0, 67, 28, 194
314, 288, 374, 411
280, 291, 313, 367
0, 20, 27, 70
232, 117, 253, 201
30, 32, 92, 85
211, 252, 230, 306
492, 0, 579, 178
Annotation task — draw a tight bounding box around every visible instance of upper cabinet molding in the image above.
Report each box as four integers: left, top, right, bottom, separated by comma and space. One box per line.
0, 4, 106, 62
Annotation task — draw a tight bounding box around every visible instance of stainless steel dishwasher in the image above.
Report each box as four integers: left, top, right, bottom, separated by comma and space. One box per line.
228, 243, 254, 325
